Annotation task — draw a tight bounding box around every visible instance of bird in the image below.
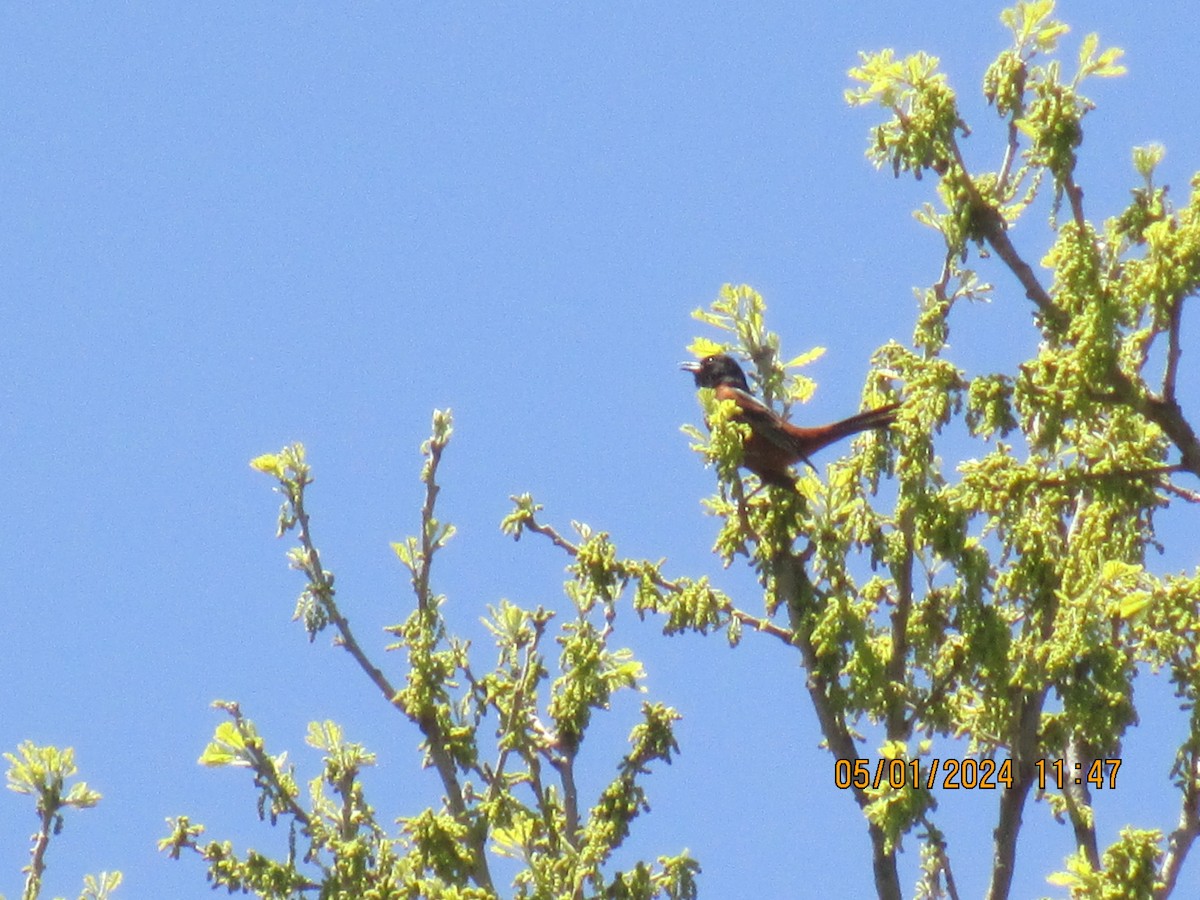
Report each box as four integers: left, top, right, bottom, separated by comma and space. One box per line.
681, 353, 899, 489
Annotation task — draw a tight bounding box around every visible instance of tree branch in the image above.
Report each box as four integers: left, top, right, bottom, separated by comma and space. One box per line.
552, 749, 581, 848
529, 503, 903, 899
885, 505, 915, 740
919, 816, 962, 900
995, 61, 1026, 198
285, 440, 493, 893
289, 478, 406, 722
1064, 174, 1087, 232
1157, 753, 1200, 899
987, 685, 1048, 900
1164, 481, 1200, 503
990, 563, 1061, 900
523, 512, 797, 646
964, 145, 1200, 478
981, 217, 1065, 331
1063, 735, 1099, 869
23, 804, 54, 900
997, 121, 1021, 198
415, 436, 444, 612
775, 552, 903, 900
945, 133, 1065, 332
1162, 292, 1186, 404
1108, 368, 1200, 478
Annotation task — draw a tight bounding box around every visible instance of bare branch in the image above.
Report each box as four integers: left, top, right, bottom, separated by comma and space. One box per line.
1108, 369, 1200, 478
945, 134, 1064, 331
981, 219, 1065, 330
552, 750, 581, 848
23, 804, 54, 900
1164, 481, 1200, 504
997, 128, 1020, 198
1064, 174, 1087, 232
1163, 293, 1186, 404
987, 687, 1049, 900
1063, 735, 1100, 869
522, 515, 580, 555
730, 607, 796, 645
995, 60, 1027, 197
291, 483, 400, 718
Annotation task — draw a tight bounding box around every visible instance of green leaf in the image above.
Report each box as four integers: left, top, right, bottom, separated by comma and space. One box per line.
79, 870, 123, 900
783, 347, 827, 369
199, 721, 247, 767
1132, 143, 1165, 180
686, 336, 725, 358
249, 453, 283, 477
1046, 870, 1079, 887
1091, 46, 1126, 77
1117, 591, 1152, 620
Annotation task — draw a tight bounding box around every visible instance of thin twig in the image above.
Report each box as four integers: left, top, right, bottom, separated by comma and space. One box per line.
523, 516, 580, 555
1163, 293, 1185, 404
480, 623, 544, 809
995, 61, 1026, 197
23, 805, 53, 900
919, 815, 962, 900
1064, 174, 1087, 232
415, 437, 443, 611
997, 125, 1020, 197
1164, 481, 1200, 503
291, 485, 400, 722
946, 134, 1066, 332
524, 512, 796, 645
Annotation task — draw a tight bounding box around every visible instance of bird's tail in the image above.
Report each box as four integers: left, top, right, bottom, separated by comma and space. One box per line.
784, 402, 901, 458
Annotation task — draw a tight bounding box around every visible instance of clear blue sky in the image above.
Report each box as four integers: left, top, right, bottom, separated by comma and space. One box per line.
3, 3, 1198, 898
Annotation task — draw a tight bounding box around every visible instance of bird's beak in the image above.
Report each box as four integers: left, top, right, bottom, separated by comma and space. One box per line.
679, 361, 701, 373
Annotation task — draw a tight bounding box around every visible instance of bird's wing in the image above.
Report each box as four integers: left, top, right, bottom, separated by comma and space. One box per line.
718, 385, 799, 455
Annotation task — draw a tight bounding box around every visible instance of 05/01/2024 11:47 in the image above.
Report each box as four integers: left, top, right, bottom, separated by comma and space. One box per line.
833, 757, 1122, 791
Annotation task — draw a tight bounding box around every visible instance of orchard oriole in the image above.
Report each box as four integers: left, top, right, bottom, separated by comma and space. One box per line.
682, 353, 899, 489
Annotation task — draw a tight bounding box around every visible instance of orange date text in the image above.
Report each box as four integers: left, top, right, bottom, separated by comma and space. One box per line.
833, 757, 1014, 791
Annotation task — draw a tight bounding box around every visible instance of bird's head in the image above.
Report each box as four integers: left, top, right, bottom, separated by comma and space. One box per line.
680, 353, 752, 392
